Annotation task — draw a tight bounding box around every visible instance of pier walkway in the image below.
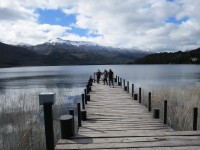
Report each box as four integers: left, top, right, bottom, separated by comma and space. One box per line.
55, 83, 200, 150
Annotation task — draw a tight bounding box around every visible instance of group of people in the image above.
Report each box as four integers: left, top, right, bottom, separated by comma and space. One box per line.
96, 69, 114, 87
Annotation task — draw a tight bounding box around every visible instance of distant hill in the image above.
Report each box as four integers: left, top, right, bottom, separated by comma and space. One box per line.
134, 48, 200, 64
0, 42, 45, 67
0, 39, 150, 67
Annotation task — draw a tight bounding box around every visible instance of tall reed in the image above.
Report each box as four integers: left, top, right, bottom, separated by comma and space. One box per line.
142, 86, 200, 131
0, 88, 80, 150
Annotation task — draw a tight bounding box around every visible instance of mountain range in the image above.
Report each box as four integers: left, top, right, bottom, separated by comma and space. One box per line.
1, 38, 199, 67
0, 38, 150, 67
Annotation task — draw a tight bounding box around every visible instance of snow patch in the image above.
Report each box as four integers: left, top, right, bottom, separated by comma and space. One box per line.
47, 38, 99, 47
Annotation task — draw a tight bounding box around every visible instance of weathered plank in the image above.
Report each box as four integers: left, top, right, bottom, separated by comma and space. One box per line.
55, 83, 200, 150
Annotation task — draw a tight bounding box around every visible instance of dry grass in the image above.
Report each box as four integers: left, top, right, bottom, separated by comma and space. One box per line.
0, 88, 80, 150
141, 86, 200, 131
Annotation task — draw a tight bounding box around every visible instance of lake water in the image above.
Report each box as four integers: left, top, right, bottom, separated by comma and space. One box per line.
0, 65, 200, 149
0, 65, 200, 94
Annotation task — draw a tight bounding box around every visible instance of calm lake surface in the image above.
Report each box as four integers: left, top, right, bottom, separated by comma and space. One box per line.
1, 66, 199, 149
0, 65, 200, 94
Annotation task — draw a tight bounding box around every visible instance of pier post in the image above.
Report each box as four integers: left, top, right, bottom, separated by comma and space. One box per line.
88, 81, 92, 86
164, 100, 167, 124
153, 108, 160, 119
120, 78, 122, 86
82, 94, 85, 109
127, 81, 129, 93
69, 109, 74, 126
134, 94, 138, 100
93, 73, 96, 83
118, 76, 119, 83
86, 85, 90, 94
60, 115, 74, 139
69, 109, 75, 134
123, 79, 125, 90
89, 76, 93, 83
148, 92, 151, 111
132, 84, 134, 97
193, 107, 198, 130
39, 93, 55, 150
139, 87, 141, 103
81, 93, 87, 121
77, 103, 82, 127
84, 89, 87, 104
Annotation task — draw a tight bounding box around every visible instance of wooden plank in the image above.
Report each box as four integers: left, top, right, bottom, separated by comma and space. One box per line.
58, 135, 200, 144
55, 139, 200, 149
91, 147, 200, 150
55, 83, 200, 150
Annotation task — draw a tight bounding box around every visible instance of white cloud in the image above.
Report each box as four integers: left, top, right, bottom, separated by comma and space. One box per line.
0, 0, 200, 51
0, 20, 70, 45
0, 1, 37, 21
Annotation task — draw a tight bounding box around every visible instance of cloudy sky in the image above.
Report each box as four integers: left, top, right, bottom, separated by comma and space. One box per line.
0, 0, 200, 52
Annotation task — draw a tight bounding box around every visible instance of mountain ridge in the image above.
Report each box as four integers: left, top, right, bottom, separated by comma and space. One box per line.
0, 39, 150, 67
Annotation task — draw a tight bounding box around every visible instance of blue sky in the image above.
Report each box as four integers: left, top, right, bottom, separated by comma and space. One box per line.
36, 9, 99, 37
36, 9, 76, 26
0, 0, 200, 51
165, 16, 189, 24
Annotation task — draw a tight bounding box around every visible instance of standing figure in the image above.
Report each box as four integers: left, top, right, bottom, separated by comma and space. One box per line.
103, 69, 108, 85
96, 69, 102, 84
108, 69, 114, 87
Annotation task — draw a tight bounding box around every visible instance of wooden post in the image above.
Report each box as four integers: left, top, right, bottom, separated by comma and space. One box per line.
134, 94, 138, 100
124, 86, 127, 91
60, 115, 74, 139
118, 76, 119, 83
81, 110, 87, 121
77, 103, 82, 127
89, 76, 93, 83
82, 94, 85, 109
132, 84, 134, 97
86, 85, 90, 94
93, 73, 95, 83
127, 81, 129, 93
120, 78, 122, 86
84, 89, 87, 104
88, 80, 92, 86
69, 109, 75, 133
86, 95, 90, 101
123, 79, 125, 90
139, 87, 141, 103
39, 93, 55, 150
69, 109, 74, 125
193, 107, 198, 131
148, 92, 151, 111
115, 75, 117, 82
164, 100, 167, 124
153, 108, 160, 119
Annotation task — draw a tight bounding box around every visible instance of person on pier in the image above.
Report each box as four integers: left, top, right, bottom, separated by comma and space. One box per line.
103, 69, 108, 85
108, 69, 114, 87
96, 69, 102, 84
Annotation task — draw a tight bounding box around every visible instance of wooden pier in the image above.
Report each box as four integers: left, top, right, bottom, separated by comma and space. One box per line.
55, 83, 200, 150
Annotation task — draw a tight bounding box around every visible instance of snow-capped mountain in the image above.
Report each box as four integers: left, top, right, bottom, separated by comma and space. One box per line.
9, 38, 151, 65
47, 38, 99, 47
27, 38, 150, 58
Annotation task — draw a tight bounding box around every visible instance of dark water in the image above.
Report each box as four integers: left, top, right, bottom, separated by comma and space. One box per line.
0, 65, 200, 93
